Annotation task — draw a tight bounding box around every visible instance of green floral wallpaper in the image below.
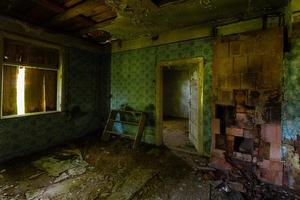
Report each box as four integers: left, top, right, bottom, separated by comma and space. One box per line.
111, 38, 213, 154
283, 37, 300, 141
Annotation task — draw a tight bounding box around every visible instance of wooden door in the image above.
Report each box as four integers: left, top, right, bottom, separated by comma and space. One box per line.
189, 65, 200, 151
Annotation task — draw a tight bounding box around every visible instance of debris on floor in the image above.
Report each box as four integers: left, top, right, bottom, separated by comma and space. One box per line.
107, 168, 158, 200
31, 147, 88, 177
207, 153, 298, 200
0, 135, 298, 200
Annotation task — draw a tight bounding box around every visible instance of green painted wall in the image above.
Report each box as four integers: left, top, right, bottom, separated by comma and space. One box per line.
111, 38, 213, 155
282, 35, 300, 189
284, 1, 300, 147
283, 37, 300, 141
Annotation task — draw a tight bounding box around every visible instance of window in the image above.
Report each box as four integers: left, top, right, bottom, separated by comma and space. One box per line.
1, 37, 62, 117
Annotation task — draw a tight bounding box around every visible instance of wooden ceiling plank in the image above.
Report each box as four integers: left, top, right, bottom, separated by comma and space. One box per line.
30, 0, 65, 13
75, 15, 95, 26
79, 17, 116, 34
0, 15, 105, 53
82, 4, 108, 17
91, 10, 117, 22
46, 0, 105, 26
30, 0, 96, 29
64, 0, 83, 7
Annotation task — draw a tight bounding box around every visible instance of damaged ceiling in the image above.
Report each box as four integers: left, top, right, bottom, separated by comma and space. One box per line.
104, 0, 287, 40
0, 0, 287, 42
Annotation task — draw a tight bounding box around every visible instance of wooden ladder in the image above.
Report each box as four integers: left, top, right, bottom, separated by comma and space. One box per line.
101, 110, 146, 149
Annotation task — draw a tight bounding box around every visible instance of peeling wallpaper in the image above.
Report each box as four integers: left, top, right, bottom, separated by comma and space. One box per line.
111, 38, 213, 155
283, 39, 300, 140
0, 48, 110, 163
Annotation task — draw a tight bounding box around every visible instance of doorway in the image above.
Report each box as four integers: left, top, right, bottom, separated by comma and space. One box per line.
155, 58, 204, 155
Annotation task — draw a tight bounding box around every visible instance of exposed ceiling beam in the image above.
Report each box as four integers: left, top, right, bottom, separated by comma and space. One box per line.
92, 10, 117, 22
0, 15, 105, 53
30, 0, 96, 28
79, 17, 116, 34
65, 0, 83, 8
45, 0, 105, 26
30, 0, 65, 13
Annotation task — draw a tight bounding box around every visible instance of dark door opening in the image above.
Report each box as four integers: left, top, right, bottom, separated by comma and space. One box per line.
162, 66, 196, 153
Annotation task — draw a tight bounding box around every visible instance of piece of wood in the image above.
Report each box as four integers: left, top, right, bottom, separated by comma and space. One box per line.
101, 110, 117, 141
133, 113, 146, 149
110, 120, 140, 126
45, 0, 105, 26
64, 0, 83, 8
82, 4, 108, 17
31, 0, 96, 28
101, 110, 146, 149
106, 131, 135, 140
91, 10, 117, 22
0, 15, 104, 53
78, 17, 116, 34
31, 0, 65, 13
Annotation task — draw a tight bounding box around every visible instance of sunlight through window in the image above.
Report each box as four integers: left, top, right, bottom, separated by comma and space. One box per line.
17, 67, 25, 115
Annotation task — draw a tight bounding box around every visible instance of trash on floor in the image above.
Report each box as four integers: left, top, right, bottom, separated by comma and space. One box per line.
31, 148, 88, 178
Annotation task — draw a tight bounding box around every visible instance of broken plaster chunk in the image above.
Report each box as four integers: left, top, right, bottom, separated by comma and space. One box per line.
54, 172, 69, 183
68, 166, 87, 177
28, 172, 45, 180
32, 154, 89, 177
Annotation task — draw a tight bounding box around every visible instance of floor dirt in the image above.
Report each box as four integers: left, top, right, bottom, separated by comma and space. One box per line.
163, 117, 197, 154
0, 134, 297, 200
0, 134, 215, 200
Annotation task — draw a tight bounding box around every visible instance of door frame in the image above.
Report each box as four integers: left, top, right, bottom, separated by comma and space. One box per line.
155, 57, 204, 154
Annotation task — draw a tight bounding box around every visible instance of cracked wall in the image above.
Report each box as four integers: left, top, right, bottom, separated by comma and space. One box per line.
211, 28, 284, 186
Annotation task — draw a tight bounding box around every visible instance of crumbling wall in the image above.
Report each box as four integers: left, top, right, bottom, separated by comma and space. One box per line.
0, 48, 110, 162
111, 38, 213, 154
211, 27, 284, 185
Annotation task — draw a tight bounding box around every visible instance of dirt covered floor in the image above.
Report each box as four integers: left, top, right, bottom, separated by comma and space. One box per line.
0, 134, 298, 200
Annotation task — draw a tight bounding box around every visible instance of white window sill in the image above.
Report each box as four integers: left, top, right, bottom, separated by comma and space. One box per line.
1, 111, 62, 119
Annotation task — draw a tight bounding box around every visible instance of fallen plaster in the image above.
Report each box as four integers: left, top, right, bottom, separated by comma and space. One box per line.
0, 136, 297, 200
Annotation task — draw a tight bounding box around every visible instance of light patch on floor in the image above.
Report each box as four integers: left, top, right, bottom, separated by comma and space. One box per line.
163, 117, 197, 153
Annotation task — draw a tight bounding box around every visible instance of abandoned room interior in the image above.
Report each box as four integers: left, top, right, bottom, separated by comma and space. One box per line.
0, 0, 300, 199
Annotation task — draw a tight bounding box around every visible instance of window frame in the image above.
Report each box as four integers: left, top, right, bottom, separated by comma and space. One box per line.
0, 32, 64, 119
